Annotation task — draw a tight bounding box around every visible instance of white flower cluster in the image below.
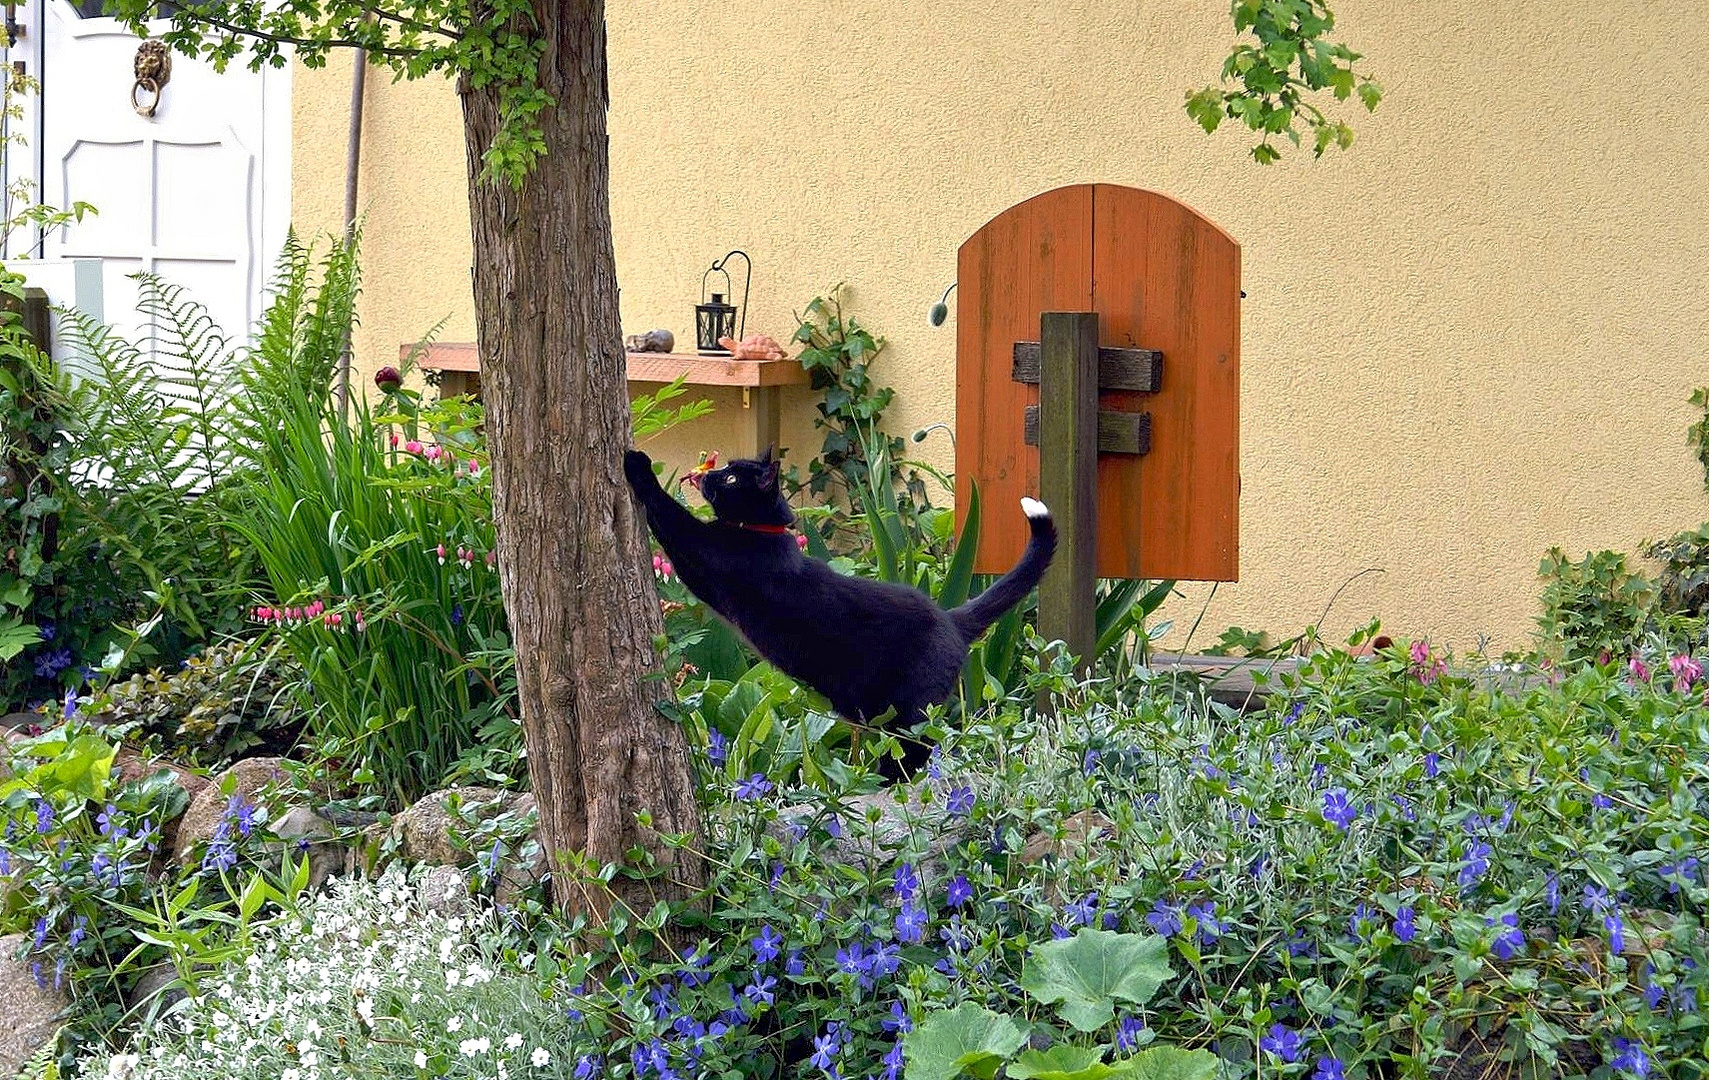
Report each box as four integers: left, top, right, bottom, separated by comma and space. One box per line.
84, 869, 575, 1080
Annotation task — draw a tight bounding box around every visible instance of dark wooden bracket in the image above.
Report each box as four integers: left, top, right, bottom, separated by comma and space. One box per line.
1012, 342, 1161, 393
1024, 406, 1149, 455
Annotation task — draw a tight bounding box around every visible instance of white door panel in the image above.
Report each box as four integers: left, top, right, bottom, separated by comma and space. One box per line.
8, 0, 289, 360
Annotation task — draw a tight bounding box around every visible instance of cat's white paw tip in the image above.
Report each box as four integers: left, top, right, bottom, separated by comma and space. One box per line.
1020, 497, 1050, 519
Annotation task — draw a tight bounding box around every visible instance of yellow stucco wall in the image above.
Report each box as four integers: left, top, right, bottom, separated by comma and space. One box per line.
292, 1, 1709, 654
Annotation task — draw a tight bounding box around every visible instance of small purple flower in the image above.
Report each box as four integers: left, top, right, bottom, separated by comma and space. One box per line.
946, 874, 973, 908
1082, 749, 1102, 774
574, 1054, 602, 1079
1642, 965, 1664, 1010
1605, 910, 1626, 954
785, 949, 805, 976
945, 785, 975, 817
33, 800, 53, 835
1117, 1016, 1147, 1052
1660, 857, 1699, 894
895, 901, 927, 944
1064, 893, 1098, 927
95, 804, 124, 838
751, 925, 782, 964
706, 730, 727, 765
1459, 840, 1493, 889
1584, 883, 1614, 915
1186, 900, 1222, 945
893, 862, 919, 901
1260, 1023, 1304, 1063
1147, 899, 1184, 937
1349, 902, 1379, 942
1323, 788, 1356, 831
1610, 1038, 1649, 1078
1424, 752, 1441, 778
1314, 1057, 1346, 1080
734, 774, 773, 800
1284, 701, 1304, 725
1394, 906, 1417, 943
744, 975, 776, 1005
882, 1000, 913, 1034
202, 841, 238, 873
881, 1040, 905, 1080
809, 1026, 841, 1072
31, 917, 48, 950
1489, 912, 1525, 960
1545, 872, 1560, 914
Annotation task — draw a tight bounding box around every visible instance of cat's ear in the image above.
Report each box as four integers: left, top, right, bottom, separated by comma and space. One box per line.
759, 460, 780, 490
758, 444, 775, 466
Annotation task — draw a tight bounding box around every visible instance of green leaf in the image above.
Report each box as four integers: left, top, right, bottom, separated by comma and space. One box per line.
1111, 1046, 1220, 1080
938, 480, 980, 610
1018, 929, 1174, 1032
902, 1003, 1027, 1080
1007, 1045, 1118, 1080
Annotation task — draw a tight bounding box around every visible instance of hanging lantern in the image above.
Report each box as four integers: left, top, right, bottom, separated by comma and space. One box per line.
695, 250, 751, 355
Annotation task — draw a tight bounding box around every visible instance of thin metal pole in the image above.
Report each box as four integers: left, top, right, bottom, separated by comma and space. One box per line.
336, 47, 367, 419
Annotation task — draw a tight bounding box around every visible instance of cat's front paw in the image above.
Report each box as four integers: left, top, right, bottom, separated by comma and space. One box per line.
623, 449, 656, 490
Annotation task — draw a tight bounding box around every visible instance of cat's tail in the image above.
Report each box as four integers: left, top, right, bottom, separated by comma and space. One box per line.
948, 497, 1057, 643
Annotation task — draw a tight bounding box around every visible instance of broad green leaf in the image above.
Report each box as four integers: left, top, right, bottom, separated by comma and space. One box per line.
902, 1003, 1026, 1080
1111, 1046, 1220, 1080
1019, 930, 1173, 1032
1007, 1045, 1117, 1080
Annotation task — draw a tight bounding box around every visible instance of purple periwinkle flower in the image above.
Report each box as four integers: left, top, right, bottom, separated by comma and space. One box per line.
1660, 857, 1699, 894
751, 925, 782, 965
1147, 899, 1184, 937
1459, 841, 1492, 889
808, 1026, 841, 1072
1610, 1038, 1649, 1078
1584, 883, 1614, 915
31, 917, 48, 950
1424, 751, 1441, 778
1605, 910, 1626, 954
734, 774, 773, 800
1546, 872, 1560, 914
574, 1055, 602, 1080
946, 875, 973, 908
706, 730, 727, 765
1489, 912, 1525, 960
1186, 900, 1222, 945
34, 800, 53, 835
895, 901, 926, 944
1349, 902, 1379, 942
1394, 906, 1417, 943
785, 950, 805, 976
1260, 1023, 1304, 1063
1064, 893, 1098, 927
202, 840, 238, 874
882, 1000, 913, 1034
1323, 788, 1356, 831
945, 785, 975, 817
744, 975, 776, 1006
893, 863, 919, 901
1314, 1058, 1346, 1080
881, 1040, 905, 1080
1117, 1016, 1147, 1052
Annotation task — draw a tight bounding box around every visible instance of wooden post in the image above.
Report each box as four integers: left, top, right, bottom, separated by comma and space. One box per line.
1036, 311, 1099, 668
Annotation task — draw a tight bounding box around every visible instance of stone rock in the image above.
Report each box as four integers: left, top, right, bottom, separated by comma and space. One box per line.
624, 328, 674, 353
495, 840, 550, 908
0, 933, 68, 1077
124, 964, 187, 1023
113, 748, 210, 854
267, 806, 346, 889
416, 865, 475, 916
171, 756, 292, 865
391, 786, 514, 868
1018, 809, 1116, 865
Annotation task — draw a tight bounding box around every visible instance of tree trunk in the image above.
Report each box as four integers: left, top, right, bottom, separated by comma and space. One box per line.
458, 0, 703, 920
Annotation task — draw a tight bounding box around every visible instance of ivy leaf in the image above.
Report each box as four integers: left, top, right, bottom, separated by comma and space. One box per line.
902, 1003, 1027, 1080
1007, 1045, 1117, 1080
1111, 1046, 1221, 1080
1357, 80, 1383, 111
1018, 929, 1173, 1032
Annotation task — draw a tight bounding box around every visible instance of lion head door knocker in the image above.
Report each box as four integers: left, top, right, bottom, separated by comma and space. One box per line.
131, 39, 171, 118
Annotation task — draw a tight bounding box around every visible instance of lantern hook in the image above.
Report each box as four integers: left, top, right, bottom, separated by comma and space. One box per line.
709, 249, 751, 341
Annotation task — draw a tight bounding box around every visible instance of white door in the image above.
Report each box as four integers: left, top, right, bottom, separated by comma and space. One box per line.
7, 0, 289, 352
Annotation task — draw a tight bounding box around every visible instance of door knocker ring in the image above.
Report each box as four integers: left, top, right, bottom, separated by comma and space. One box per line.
132, 39, 171, 118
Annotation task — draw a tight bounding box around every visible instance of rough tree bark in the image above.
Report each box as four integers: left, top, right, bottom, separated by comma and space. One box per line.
458, 0, 703, 919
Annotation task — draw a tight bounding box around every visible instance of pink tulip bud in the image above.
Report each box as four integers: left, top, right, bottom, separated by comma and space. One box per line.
390, 433, 400, 448
373, 366, 402, 393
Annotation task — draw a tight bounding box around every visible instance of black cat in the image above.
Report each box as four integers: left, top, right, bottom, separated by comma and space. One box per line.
624, 447, 1056, 774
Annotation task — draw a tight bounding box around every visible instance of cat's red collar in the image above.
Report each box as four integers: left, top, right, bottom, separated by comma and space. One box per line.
734, 522, 791, 535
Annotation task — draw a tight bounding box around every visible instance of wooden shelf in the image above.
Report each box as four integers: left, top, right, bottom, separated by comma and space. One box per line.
407, 342, 808, 387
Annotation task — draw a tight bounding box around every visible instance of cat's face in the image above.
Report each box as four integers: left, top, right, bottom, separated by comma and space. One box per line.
702, 449, 795, 526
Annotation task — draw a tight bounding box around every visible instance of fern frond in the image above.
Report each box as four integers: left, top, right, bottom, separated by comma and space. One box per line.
133, 271, 239, 488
